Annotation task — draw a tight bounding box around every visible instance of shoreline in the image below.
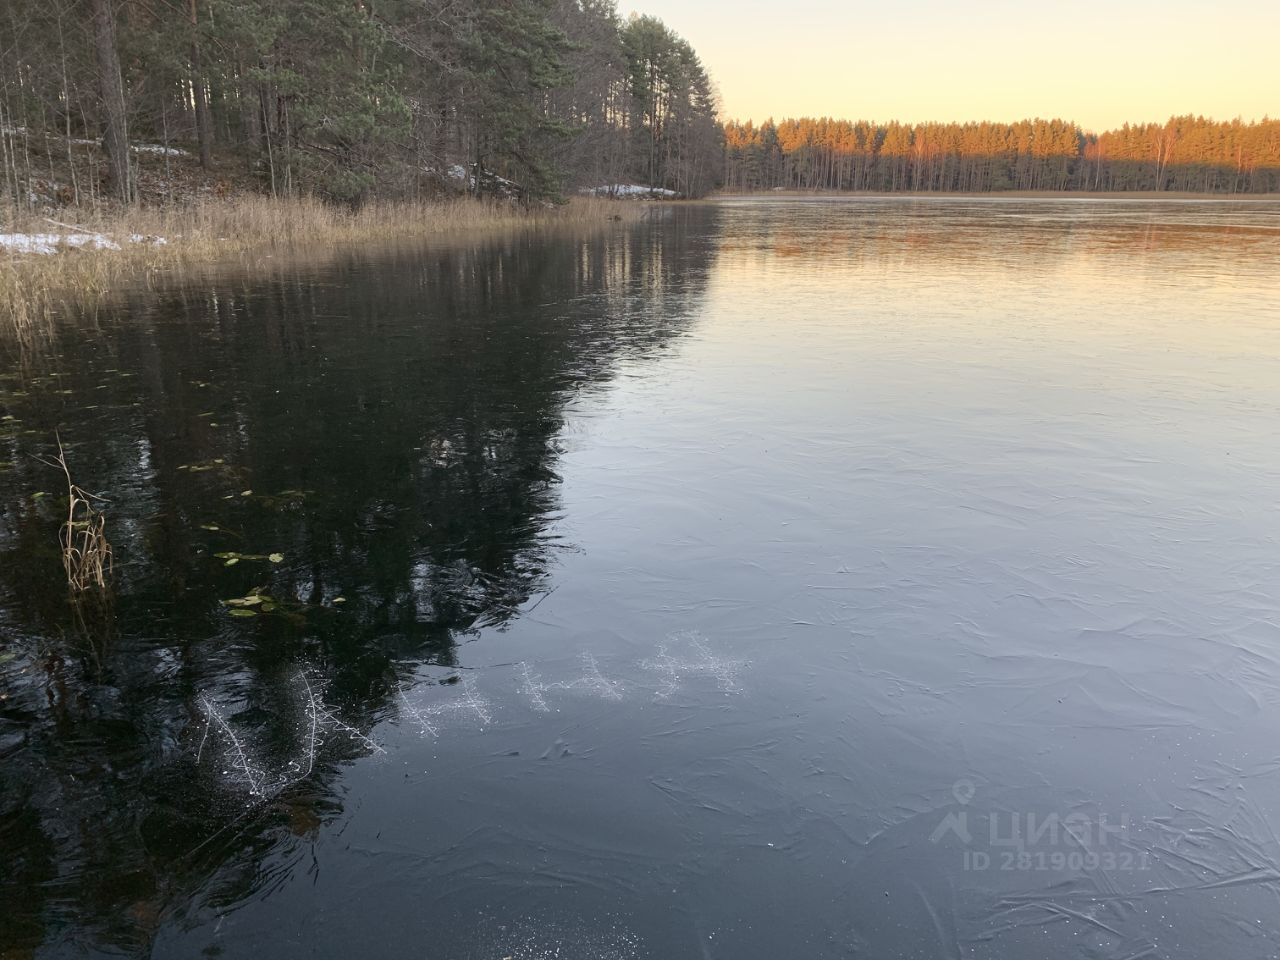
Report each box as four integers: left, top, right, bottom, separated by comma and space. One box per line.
714, 189, 1280, 200
0, 196, 644, 337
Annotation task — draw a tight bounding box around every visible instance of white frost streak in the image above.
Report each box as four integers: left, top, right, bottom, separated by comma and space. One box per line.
517, 651, 623, 712
197, 670, 383, 800
642, 631, 748, 700
198, 638, 749, 791
198, 695, 276, 799
399, 674, 493, 738
551, 651, 624, 701
518, 661, 551, 713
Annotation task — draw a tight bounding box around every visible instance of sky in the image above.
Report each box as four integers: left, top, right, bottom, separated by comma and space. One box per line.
619, 0, 1279, 131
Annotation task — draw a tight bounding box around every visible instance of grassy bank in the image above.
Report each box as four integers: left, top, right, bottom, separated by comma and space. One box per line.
1, 196, 640, 336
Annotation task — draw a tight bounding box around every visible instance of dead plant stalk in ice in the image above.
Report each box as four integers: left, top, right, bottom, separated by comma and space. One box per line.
37, 437, 113, 591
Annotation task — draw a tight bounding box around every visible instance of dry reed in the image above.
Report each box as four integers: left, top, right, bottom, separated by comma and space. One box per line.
36, 437, 113, 591
1, 195, 644, 335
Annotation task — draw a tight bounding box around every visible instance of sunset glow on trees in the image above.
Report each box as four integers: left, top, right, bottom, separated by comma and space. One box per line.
723, 116, 1280, 193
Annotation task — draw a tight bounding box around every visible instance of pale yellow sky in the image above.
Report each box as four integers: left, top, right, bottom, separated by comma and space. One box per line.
621, 0, 1279, 130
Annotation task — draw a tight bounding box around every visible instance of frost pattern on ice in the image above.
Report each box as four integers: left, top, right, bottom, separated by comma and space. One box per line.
517, 652, 624, 712
641, 631, 748, 699
196, 670, 383, 800
195, 637, 750, 783
553, 651, 625, 702
399, 674, 493, 738
518, 661, 552, 713
469, 913, 644, 960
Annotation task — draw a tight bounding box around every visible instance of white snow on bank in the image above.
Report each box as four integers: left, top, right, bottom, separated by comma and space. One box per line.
0, 233, 119, 254
439, 163, 521, 194
2, 128, 191, 156
132, 143, 190, 156
0, 232, 167, 255
580, 184, 677, 198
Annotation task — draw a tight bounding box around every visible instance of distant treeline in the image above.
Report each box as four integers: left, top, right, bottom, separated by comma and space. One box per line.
723, 117, 1280, 193
0, 1, 721, 206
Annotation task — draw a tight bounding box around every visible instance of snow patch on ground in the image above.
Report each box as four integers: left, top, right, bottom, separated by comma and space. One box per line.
132, 143, 190, 156
0, 233, 119, 254
2, 127, 190, 157
438, 163, 521, 194
0, 232, 167, 255
580, 183, 677, 198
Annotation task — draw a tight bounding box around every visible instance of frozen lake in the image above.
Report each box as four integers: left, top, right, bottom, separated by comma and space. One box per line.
3, 197, 1280, 958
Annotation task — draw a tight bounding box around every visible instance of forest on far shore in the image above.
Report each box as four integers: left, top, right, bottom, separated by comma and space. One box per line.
723, 117, 1280, 194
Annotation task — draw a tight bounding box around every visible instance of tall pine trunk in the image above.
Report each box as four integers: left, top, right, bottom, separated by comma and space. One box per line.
90, 0, 132, 201
189, 0, 213, 168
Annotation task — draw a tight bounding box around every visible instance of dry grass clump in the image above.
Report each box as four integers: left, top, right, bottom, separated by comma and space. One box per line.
1, 195, 643, 335
36, 438, 113, 592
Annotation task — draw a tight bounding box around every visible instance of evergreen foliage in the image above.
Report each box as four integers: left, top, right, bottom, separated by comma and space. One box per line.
0, 0, 723, 204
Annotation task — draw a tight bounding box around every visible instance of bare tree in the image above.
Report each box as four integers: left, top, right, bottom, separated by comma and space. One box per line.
89, 0, 131, 200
